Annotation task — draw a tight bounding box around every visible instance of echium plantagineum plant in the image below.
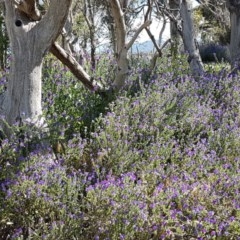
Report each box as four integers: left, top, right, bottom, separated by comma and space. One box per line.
1, 55, 240, 239
86, 70, 240, 238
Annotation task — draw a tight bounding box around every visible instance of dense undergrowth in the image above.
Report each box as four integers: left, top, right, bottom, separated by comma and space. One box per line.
0, 53, 240, 239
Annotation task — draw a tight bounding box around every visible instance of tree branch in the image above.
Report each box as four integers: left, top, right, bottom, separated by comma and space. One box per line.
144, 0, 162, 55
154, 0, 183, 37
109, 0, 126, 53
159, 15, 167, 45
50, 43, 100, 92
126, 20, 152, 50
150, 39, 171, 69
38, 0, 72, 45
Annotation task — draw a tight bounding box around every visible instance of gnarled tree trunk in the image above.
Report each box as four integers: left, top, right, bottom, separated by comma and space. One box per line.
0, 0, 71, 132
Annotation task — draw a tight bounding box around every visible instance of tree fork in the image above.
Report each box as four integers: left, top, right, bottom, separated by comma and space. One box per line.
15, 0, 101, 92
1, 0, 72, 129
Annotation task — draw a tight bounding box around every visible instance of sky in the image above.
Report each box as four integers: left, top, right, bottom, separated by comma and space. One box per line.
38, 0, 200, 46
137, 0, 200, 43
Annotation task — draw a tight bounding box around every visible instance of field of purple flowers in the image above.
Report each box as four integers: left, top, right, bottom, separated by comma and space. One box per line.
1, 55, 240, 239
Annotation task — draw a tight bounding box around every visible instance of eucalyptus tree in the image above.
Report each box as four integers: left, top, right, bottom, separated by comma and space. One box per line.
109, 0, 151, 90
180, 0, 204, 76
82, 0, 97, 68
72, 0, 108, 69
100, 0, 147, 56
0, 0, 72, 133
61, 0, 88, 64
156, 0, 204, 76
156, 0, 183, 57
0, 0, 153, 134
156, 0, 181, 57
54, 0, 152, 91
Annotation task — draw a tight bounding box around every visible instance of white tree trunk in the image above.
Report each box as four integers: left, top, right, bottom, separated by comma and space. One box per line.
1, 0, 71, 131
2, 43, 43, 126
109, 0, 151, 91
180, 0, 204, 76
109, 0, 128, 90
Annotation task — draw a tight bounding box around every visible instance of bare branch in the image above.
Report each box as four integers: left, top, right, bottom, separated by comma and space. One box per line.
126, 20, 151, 50
159, 15, 167, 45
154, 0, 183, 36
144, 0, 162, 54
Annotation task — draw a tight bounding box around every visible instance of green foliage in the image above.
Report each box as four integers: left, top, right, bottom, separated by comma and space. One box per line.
204, 62, 230, 73
163, 54, 190, 76
0, 13, 9, 70
72, 10, 89, 42
0, 62, 8, 93
42, 55, 112, 140
193, 3, 230, 44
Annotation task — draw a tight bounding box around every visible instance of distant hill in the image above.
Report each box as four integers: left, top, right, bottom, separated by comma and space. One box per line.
97, 40, 163, 54
130, 40, 156, 54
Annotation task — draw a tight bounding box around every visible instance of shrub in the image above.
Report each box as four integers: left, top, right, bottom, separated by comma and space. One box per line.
42, 55, 112, 140
1, 55, 240, 239
199, 43, 230, 63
